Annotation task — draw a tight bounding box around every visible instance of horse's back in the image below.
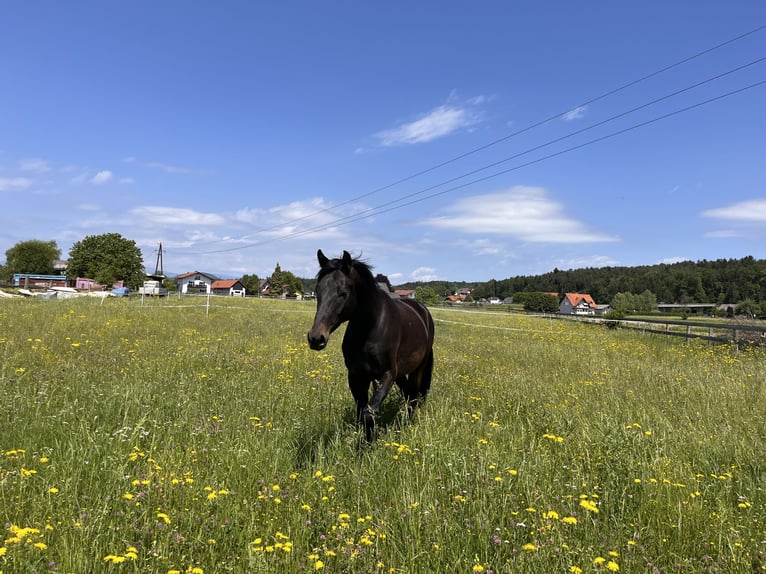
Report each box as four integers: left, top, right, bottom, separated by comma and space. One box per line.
396, 298, 434, 345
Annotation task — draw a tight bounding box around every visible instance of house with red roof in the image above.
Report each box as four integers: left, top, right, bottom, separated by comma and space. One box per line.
559, 293, 597, 316
212, 279, 246, 297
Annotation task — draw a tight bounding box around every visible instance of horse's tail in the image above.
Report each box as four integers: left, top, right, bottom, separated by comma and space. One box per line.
419, 305, 435, 398
420, 346, 434, 398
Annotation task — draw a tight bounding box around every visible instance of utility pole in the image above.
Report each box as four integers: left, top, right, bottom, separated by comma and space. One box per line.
153, 243, 164, 278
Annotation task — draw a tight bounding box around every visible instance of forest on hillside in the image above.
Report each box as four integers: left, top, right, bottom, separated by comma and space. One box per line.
394, 256, 766, 306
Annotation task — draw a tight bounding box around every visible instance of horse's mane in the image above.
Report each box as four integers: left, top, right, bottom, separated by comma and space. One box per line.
317, 254, 378, 289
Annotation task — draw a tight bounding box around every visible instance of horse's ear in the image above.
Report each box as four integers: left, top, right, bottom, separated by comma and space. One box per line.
342, 250, 353, 272
317, 249, 329, 268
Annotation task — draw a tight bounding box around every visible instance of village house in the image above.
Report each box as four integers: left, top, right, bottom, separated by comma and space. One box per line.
559, 293, 598, 316
211, 279, 246, 297
175, 271, 217, 294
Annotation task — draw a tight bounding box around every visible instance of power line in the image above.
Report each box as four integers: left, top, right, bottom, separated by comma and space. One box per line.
187, 23, 766, 251
190, 73, 766, 254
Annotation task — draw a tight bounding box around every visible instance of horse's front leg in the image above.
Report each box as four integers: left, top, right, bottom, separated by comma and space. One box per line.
348, 374, 370, 427
363, 372, 395, 438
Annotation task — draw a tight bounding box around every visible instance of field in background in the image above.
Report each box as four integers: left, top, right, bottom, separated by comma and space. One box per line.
1, 297, 764, 573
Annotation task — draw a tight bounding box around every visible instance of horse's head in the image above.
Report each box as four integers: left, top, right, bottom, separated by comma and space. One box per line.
307, 249, 357, 351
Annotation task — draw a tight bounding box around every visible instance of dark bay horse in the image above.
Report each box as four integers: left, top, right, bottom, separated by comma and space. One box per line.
307, 250, 435, 437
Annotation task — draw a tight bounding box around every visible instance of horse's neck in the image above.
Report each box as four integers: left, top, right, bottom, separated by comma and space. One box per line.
349, 280, 387, 331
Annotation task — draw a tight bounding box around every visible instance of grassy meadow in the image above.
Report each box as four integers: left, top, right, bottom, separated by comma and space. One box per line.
1, 296, 764, 573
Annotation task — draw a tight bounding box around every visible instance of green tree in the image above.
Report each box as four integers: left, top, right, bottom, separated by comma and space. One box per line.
67, 233, 145, 288
268, 263, 302, 297
415, 285, 438, 305
636, 289, 658, 313
524, 292, 559, 313
269, 263, 284, 297
611, 292, 635, 314
5, 239, 61, 275
735, 298, 761, 318
240, 273, 261, 296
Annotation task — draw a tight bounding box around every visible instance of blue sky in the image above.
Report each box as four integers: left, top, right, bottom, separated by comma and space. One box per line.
2, 2, 765, 284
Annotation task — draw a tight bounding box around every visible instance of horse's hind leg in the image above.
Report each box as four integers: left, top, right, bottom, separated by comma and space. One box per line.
397, 377, 419, 420
403, 350, 434, 419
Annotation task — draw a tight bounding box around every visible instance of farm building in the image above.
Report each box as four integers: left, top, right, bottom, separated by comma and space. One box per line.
12, 274, 69, 288
211, 279, 246, 297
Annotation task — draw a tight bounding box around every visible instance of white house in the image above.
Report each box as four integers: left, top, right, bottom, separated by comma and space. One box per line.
559, 293, 597, 315
212, 279, 246, 297
175, 271, 217, 294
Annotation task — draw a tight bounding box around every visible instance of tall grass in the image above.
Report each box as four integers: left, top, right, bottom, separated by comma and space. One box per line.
1, 297, 764, 573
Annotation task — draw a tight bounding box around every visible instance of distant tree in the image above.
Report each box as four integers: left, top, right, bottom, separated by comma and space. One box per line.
693, 277, 707, 303
735, 298, 761, 318
240, 273, 261, 296
612, 290, 657, 314
524, 292, 559, 313
282, 270, 302, 296
636, 289, 658, 313
268, 263, 283, 297
268, 263, 302, 297
67, 233, 145, 288
604, 309, 625, 329
415, 285, 438, 305
5, 239, 61, 276
611, 292, 635, 314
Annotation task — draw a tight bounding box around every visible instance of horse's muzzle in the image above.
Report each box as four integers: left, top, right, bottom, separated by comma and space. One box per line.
307, 331, 328, 351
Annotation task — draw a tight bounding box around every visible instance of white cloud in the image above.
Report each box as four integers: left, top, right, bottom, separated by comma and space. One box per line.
131, 206, 226, 226
704, 230, 742, 238
562, 106, 586, 121
77, 203, 102, 211
0, 177, 33, 191
19, 158, 51, 172
701, 199, 766, 221
144, 161, 192, 174
411, 266, 439, 281
90, 171, 113, 184
375, 101, 483, 146
556, 255, 619, 269
422, 186, 619, 243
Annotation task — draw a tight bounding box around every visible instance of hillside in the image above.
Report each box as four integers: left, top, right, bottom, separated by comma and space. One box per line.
394, 256, 766, 305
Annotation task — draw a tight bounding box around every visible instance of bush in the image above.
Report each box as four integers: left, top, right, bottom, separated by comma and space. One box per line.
604, 309, 624, 329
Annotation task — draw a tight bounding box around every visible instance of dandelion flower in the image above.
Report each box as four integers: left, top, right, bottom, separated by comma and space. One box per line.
157, 512, 171, 524
607, 561, 620, 571
580, 499, 599, 513
562, 516, 578, 525
522, 543, 537, 551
